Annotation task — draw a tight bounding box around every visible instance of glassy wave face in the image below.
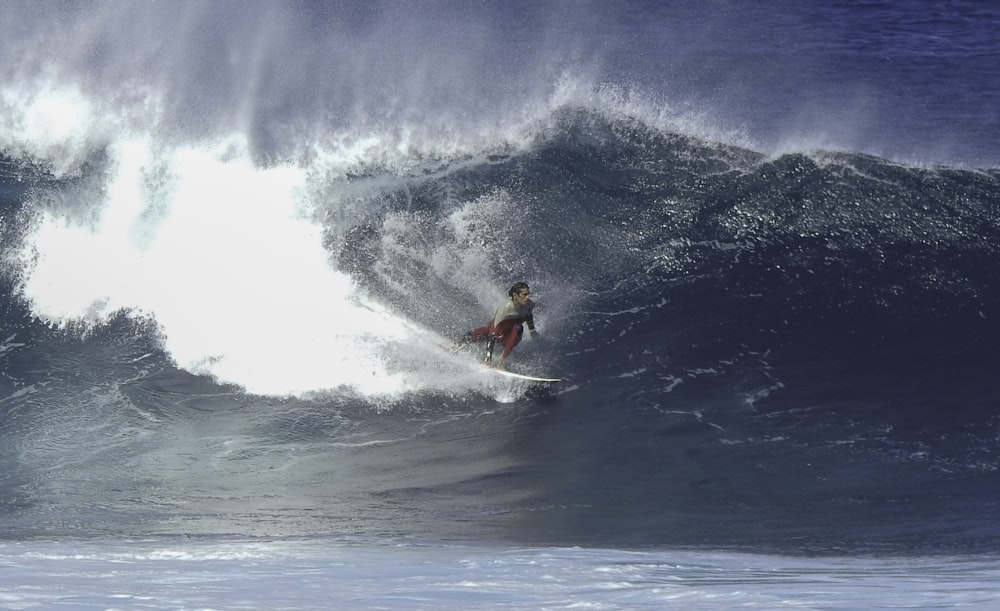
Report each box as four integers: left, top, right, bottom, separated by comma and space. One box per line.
1, 1, 999, 554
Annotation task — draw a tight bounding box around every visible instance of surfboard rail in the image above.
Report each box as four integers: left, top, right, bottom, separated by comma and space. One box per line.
491, 368, 561, 383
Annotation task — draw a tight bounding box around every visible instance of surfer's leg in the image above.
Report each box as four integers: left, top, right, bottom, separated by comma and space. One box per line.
499, 325, 523, 359
460, 323, 494, 344
484, 335, 496, 364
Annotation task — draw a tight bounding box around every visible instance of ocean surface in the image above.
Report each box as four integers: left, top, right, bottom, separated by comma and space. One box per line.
2, 1, 1000, 608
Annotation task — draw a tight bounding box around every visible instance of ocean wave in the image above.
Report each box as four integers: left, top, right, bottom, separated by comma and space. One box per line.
1, 4, 999, 550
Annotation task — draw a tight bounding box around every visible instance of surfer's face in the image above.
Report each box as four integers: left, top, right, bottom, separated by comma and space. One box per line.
513, 289, 530, 306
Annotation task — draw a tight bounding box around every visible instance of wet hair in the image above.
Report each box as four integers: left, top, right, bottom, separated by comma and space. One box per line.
508, 282, 530, 297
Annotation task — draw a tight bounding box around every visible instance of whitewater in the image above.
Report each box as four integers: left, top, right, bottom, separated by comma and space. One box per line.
2, 1, 1000, 608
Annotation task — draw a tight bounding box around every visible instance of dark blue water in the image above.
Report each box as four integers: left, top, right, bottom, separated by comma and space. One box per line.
1, 1, 999, 559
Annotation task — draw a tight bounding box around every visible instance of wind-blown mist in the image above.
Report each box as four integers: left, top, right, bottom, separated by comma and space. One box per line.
4, 0, 998, 166
0, 1, 605, 167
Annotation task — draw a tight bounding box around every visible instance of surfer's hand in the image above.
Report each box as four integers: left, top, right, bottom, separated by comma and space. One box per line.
530, 330, 539, 338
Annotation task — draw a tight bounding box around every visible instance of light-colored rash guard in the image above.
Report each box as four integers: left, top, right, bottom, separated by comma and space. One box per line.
492, 298, 535, 330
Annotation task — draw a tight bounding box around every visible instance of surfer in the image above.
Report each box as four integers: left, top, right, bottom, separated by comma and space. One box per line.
462, 282, 539, 371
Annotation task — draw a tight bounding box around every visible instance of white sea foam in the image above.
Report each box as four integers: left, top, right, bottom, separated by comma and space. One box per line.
2, 539, 999, 610
11, 132, 476, 397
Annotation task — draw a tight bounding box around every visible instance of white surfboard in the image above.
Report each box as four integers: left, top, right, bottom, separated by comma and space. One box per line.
491, 368, 562, 383
446, 341, 561, 383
